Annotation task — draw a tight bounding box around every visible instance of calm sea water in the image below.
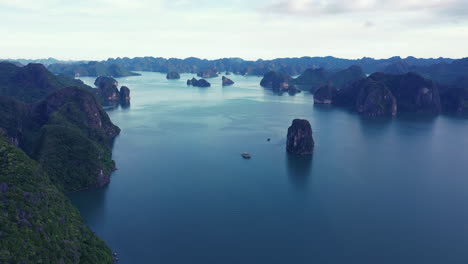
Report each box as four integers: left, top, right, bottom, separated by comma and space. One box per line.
71, 72, 468, 264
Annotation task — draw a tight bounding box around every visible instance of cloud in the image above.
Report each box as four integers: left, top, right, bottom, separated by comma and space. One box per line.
363, 20, 374, 28
262, 0, 468, 17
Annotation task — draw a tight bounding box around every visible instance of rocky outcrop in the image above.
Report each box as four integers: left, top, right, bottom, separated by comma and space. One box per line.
34, 87, 120, 139
0, 87, 120, 192
314, 84, 337, 104
354, 79, 397, 116
94, 76, 131, 107
187, 77, 211, 87
260, 71, 292, 91
371, 72, 441, 113
286, 119, 314, 155
260, 71, 301, 95
94, 76, 120, 102
166, 72, 180, 79
291, 68, 327, 90
222, 76, 234, 86
0, 62, 93, 103
440, 86, 468, 113
334, 72, 440, 116
119, 86, 131, 108
197, 69, 218, 78
291, 66, 365, 92
119, 86, 130, 105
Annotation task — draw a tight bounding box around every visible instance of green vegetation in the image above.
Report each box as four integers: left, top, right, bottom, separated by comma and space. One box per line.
0, 87, 120, 192
48, 61, 141, 78
0, 135, 113, 263
290, 66, 366, 91
0, 62, 92, 103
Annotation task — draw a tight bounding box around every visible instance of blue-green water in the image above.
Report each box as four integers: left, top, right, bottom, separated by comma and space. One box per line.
71, 72, 468, 264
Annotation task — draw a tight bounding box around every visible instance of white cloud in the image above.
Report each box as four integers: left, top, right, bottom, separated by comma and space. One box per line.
0, 0, 466, 60
263, 0, 467, 17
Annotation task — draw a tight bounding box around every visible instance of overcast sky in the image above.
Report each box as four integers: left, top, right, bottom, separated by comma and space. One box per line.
0, 0, 466, 60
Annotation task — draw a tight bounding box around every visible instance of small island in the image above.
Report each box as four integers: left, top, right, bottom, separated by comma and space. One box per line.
222, 76, 234, 86
166, 71, 181, 79
187, 77, 211, 87
94, 76, 132, 107
286, 119, 314, 155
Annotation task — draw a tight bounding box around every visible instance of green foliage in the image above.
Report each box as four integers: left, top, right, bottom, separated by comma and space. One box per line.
0, 136, 113, 264
0, 62, 93, 103
48, 62, 141, 78
0, 87, 120, 192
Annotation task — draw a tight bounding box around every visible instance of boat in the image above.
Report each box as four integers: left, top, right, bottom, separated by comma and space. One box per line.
241, 152, 251, 159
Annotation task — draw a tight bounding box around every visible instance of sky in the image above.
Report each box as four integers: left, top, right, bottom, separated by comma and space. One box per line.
0, 0, 467, 61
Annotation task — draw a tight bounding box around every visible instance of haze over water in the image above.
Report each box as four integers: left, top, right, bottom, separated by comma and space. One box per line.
71, 72, 468, 264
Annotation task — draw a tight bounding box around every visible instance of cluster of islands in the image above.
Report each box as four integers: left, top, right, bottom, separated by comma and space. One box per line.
0, 55, 468, 263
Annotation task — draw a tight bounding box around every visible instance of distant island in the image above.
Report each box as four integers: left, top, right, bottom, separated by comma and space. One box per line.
3, 55, 455, 77
48, 61, 141, 77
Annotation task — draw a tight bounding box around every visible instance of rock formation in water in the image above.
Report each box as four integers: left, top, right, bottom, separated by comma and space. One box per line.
197, 69, 218, 78
260, 71, 292, 91
119, 86, 131, 106
187, 77, 211, 87
166, 71, 181, 79
94, 76, 132, 107
314, 84, 337, 104
95, 76, 120, 102
286, 119, 314, 155
260, 71, 301, 95
222, 76, 234, 86
334, 72, 440, 116
440, 84, 468, 113
354, 79, 397, 116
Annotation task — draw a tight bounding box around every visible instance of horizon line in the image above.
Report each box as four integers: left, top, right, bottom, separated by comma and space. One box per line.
2, 55, 466, 63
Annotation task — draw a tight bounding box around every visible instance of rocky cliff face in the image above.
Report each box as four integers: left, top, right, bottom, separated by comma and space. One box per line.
370, 72, 441, 113
286, 119, 314, 155
34, 87, 120, 141
222, 76, 234, 86
440, 86, 468, 113
260, 71, 291, 91
291, 66, 365, 92
354, 79, 397, 116
334, 72, 441, 116
94, 76, 132, 107
0, 87, 120, 192
94, 76, 120, 102
119, 86, 130, 107
166, 71, 181, 79
314, 84, 337, 104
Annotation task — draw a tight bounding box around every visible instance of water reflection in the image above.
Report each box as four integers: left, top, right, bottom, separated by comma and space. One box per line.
286, 153, 313, 188
120, 102, 131, 109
